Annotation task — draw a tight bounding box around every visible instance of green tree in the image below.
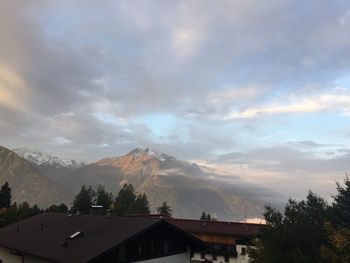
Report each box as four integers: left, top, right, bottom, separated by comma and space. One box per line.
200, 211, 216, 221
0, 182, 11, 209
329, 177, 350, 228
320, 177, 350, 262
95, 185, 113, 210
157, 202, 172, 216
248, 192, 329, 263
114, 184, 137, 216
71, 185, 95, 214
46, 203, 69, 213
129, 193, 151, 214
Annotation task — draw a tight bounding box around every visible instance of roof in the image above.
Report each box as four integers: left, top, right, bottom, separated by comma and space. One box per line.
167, 218, 262, 238
126, 214, 263, 238
0, 212, 193, 263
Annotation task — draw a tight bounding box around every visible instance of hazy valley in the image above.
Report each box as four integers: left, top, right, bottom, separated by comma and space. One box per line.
0, 145, 285, 220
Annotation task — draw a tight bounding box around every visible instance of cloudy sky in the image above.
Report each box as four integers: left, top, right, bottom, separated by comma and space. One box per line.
1, 0, 350, 200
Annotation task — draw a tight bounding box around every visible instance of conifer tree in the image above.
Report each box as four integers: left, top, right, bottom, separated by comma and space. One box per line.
0, 182, 11, 209
95, 185, 113, 210
72, 185, 95, 214
157, 202, 172, 216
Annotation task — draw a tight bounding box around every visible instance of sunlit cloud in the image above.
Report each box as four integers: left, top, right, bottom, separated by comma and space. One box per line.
0, 63, 27, 110
225, 92, 350, 119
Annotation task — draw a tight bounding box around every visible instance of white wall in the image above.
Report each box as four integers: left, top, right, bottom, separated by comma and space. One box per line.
137, 252, 191, 263
191, 245, 250, 263
0, 246, 52, 263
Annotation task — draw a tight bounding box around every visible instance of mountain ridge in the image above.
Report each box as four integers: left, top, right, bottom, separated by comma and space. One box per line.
2, 145, 280, 220
0, 146, 71, 207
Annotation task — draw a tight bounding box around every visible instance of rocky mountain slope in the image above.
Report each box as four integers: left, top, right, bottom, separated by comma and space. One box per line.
0, 146, 71, 207
63, 148, 265, 220
3, 145, 277, 220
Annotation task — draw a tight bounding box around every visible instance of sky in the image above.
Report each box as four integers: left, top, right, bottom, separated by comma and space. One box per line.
1, 0, 350, 200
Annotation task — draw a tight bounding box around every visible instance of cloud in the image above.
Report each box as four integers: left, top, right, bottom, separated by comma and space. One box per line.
0, 63, 27, 110
1, 0, 350, 200
209, 145, 350, 199
225, 91, 350, 119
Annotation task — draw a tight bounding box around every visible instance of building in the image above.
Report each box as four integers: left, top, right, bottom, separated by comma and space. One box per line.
127, 215, 263, 263
0, 212, 206, 263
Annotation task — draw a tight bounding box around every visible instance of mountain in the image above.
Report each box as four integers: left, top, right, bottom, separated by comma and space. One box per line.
13, 147, 85, 184
63, 147, 265, 220
0, 146, 71, 207
13, 147, 84, 168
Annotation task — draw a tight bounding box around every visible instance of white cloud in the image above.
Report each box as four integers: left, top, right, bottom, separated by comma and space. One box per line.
225, 91, 350, 119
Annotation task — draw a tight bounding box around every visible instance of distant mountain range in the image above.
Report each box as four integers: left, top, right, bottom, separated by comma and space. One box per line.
0, 145, 284, 220
0, 146, 70, 207
13, 147, 85, 168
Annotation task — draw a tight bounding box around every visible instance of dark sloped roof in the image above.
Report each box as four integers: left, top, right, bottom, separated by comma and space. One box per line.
0, 213, 164, 263
166, 218, 263, 238
126, 215, 263, 238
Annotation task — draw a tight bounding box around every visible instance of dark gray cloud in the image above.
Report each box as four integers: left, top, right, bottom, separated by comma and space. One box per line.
1, 0, 350, 199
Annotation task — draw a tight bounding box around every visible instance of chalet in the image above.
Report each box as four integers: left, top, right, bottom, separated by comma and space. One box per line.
0, 213, 206, 263
127, 215, 263, 263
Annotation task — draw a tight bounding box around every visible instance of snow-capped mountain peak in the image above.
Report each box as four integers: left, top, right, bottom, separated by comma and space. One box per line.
13, 147, 85, 168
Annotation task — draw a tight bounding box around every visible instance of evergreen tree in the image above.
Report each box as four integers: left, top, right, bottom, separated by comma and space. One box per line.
46, 203, 69, 213
248, 192, 329, 263
200, 211, 216, 221
157, 202, 172, 216
95, 185, 113, 210
71, 185, 95, 214
129, 193, 151, 214
330, 177, 350, 228
114, 184, 137, 215
320, 177, 350, 262
0, 182, 11, 208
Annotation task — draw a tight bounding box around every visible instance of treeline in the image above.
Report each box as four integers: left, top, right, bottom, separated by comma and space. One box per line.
0, 183, 172, 228
248, 177, 350, 263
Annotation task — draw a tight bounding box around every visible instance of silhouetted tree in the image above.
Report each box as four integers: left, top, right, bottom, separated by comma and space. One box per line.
0, 182, 11, 208
114, 184, 137, 215
95, 185, 113, 210
320, 177, 350, 262
46, 203, 69, 213
129, 193, 150, 215
157, 202, 172, 216
200, 211, 216, 221
248, 192, 329, 263
71, 185, 95, 214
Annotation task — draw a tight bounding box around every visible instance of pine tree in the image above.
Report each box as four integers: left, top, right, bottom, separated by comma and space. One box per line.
0, 182, 11, 209
46, 203, 69, 213
248, 192, 329, 263
72, 185, 95, 214
157, 202, 172, 216
129, 193, 150, 214
114, 184, 137, 216
95, 185, 113, 210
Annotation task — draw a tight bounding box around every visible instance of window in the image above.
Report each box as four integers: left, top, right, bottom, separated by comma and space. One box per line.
241, 247, 246, 256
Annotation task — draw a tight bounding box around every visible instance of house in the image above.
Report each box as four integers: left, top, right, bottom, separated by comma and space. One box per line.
0, 212, 206, 263
126, 215, 263, 263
